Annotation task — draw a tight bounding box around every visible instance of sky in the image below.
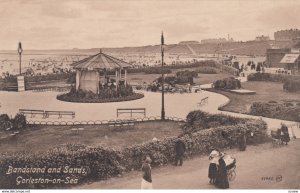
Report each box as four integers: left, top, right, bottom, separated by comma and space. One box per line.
0, 0, 300, 50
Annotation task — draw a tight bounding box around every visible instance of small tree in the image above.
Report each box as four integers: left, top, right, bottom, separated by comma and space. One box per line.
0, 114, 12, 131
12, 113, 27, 130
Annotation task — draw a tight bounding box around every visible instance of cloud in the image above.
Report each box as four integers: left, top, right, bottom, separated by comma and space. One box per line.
40, 0, 84, 18
0, 0, 300, 50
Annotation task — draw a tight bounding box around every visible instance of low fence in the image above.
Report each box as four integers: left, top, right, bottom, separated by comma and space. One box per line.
26, 116, 186, 126
30, 87, 70, 92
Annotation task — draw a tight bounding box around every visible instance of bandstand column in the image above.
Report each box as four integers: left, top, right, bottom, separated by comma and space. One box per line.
115, 70, 118, 90
76, 70, 81, 91
124, 69, 127, 87
119, 68, 122, 96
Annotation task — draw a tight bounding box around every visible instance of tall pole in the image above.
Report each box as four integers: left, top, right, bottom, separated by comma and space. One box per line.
18, 42, 23, 75
161, 32, 165, 120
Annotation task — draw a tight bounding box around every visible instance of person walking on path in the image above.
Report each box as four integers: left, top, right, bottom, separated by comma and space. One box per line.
208, 150, 219, 184
141, 156, 153, 189
174, 136, 186, 166
280, 123, 290, 145
215, 152, 229, 189
238, 130, 247, 151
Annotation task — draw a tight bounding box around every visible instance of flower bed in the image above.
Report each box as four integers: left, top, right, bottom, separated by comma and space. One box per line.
57, 92, 144, 103
57, 84, 144, 103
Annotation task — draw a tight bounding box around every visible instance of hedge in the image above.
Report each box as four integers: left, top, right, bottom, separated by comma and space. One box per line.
184, 110, 251, 132
196, 66, 218, 74
249, 102, 300, 122
25, 72, 75, 83
247, 72, 299, 82
0, 118, 268, 188
176, 70, 198, 78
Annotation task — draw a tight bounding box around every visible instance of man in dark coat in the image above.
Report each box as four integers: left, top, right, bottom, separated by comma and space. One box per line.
238, 130, 247, 151
174, 136, 186, 166
280, 123, 290, 145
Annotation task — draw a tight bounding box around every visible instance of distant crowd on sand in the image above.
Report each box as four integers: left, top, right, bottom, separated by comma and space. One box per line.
140, 123, 291, 189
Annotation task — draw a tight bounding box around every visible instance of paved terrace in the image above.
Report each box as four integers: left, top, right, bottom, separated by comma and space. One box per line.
0, 88, 299, 138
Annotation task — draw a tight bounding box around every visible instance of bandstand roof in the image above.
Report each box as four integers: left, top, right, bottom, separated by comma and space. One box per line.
73, 50, 132, 70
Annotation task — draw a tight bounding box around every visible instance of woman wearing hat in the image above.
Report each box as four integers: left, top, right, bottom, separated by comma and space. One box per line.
208, 150, 219, 184
215, 152, 229, 189
141, 156, 153, 189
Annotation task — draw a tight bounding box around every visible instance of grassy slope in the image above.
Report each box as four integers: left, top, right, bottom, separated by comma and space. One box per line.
208, 81, 300, 119
0, 121, 182, 154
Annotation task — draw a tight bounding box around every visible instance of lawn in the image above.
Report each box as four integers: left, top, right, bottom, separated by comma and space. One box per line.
0, 121, 182, 154
193, 73, 233, 85
209, 81, 300, 114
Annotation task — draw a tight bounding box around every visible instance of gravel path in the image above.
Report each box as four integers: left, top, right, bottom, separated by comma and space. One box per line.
78, 140, 300, 189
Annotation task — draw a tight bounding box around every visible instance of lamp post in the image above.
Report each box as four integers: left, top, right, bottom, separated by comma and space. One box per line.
161, 32, 165, 120
18, 42, 23, 75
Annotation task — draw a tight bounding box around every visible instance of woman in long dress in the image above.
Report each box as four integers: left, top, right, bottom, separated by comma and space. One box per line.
208, 150, 219, 184
141, 157, 153, 189
215, 153, 229, 189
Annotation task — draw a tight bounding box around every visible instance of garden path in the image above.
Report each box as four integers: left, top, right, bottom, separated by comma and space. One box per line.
78, 139, 300, 189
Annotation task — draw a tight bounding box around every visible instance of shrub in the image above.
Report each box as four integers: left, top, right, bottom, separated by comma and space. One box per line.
157, 73, 194, 85
196, 67, 218, 74
0, 114, 12, 131
67, 73, 76, 84
176, 70, 198, 78
12, 114, 27, 130
213, 77, 241, 90
135, 85, 142, 90
284, 102, 294, 107
184, 110, 251, 133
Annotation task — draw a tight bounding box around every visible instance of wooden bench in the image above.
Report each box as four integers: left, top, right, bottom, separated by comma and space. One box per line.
198, 97, 209, 106
117, 108, 146, 118
108, 119, 135, 129
19, 109, 45, 118
71, 127, 84, 134
44, 111, 75, 119
7, 85, 18, 91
